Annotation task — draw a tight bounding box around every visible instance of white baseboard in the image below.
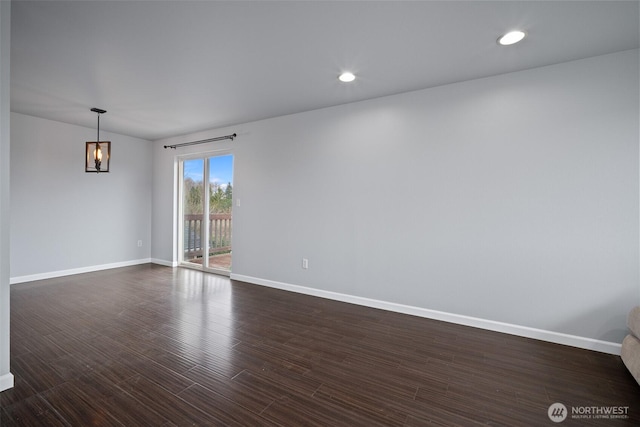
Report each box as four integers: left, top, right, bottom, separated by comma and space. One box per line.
10, 258, 152, 285
151, 258, 178, 268
0, 372, 14, 392
230, 273, 622, 356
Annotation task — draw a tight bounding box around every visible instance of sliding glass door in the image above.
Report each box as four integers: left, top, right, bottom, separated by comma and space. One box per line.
180, 153, 233, 275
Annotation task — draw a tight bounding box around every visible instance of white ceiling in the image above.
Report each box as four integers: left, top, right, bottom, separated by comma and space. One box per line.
10, 1, 640, 141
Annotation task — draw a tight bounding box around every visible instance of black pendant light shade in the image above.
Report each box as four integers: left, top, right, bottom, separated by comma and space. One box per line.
86, 108, 110, 173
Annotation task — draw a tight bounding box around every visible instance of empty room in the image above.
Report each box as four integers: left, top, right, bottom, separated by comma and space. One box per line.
1, 1, 639, 425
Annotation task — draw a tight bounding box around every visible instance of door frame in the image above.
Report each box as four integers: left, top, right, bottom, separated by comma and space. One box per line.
176, 149, 234, 276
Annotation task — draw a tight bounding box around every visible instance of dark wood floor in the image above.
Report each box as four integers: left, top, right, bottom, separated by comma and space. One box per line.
1, 264, 638, 426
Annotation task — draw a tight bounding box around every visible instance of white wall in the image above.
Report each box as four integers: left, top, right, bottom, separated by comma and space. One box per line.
153, 50, 639, 351
0, 0, 13, 392
10, 113, 153, 281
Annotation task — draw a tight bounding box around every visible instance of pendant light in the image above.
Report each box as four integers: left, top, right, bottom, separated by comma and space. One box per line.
85, 108, 110, 173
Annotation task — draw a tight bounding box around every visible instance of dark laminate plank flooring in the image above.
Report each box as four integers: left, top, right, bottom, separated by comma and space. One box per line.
1, 264, 639, 426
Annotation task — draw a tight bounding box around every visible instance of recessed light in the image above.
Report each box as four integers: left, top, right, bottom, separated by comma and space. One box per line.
338, 72, 356, 83
498, 30, 526, 46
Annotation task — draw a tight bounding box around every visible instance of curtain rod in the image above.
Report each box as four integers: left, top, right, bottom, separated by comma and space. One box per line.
164, 133, 236, 149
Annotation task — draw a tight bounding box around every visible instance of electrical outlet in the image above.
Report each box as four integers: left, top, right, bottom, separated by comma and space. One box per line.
137, 240, 142, 247
302, 258, 309, 269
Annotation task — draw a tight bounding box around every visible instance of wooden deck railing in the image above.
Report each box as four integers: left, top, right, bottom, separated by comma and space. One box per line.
184, 213, 232, 258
